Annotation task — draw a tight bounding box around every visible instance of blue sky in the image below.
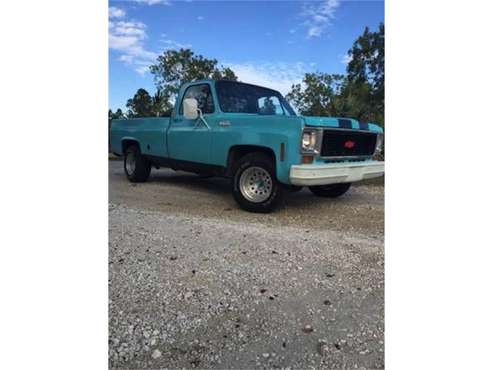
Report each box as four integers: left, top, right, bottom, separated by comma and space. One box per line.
109, 0, 384, 111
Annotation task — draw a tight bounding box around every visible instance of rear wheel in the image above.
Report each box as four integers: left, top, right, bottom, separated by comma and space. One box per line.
309, 183, 351, 198
232, 153, 283, 213
124, 145, 151, 182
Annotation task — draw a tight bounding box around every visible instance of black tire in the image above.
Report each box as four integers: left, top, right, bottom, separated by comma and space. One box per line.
309, 183, 351, 198
124, 145, 151, 182
232, 153, 284, 213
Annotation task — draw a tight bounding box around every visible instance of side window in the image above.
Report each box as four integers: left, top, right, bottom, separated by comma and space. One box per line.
257, 96, 284, 115
180, 84, 214, 115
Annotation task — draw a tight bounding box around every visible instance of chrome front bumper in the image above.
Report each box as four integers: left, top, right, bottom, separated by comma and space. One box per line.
289, 161, 384, 186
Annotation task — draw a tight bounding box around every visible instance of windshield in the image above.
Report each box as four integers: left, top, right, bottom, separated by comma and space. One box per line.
216, 80, 296, 116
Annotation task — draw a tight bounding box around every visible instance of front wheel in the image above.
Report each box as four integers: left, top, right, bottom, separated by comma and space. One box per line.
232, 153, 284, 213
309, 183, 351, 198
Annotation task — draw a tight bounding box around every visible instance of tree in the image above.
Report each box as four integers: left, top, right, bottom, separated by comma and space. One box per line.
335, 79, 381, 124
126, 88, 153, 117
347, 23, 384, 96
286, 23, 385, 127
345, 23, 385, 126
149, 48, 237, 103
151, 89, 173, 117
286, 73, 345, 116
109, 108, 124, 120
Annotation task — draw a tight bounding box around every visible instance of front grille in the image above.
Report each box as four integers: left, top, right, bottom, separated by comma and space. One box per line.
320, 130, 377, 157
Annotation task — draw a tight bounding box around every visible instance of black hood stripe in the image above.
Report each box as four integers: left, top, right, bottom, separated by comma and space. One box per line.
338, 118, 352, 129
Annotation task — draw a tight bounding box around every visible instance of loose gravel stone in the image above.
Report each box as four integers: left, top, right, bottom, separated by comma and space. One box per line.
318, 339, 330, 356
302, 325, 314, 334
108, 162, 384, 369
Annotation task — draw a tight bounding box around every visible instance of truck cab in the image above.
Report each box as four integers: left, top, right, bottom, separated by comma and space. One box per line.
110, 80, 384, 213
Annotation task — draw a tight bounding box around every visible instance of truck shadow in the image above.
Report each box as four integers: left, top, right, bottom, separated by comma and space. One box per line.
112, 163, 375, 208
148, 170, 361, 207
149, 171, 232, 195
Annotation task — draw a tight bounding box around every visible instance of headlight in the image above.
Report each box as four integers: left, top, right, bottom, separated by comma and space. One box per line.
300, 129, 321, 154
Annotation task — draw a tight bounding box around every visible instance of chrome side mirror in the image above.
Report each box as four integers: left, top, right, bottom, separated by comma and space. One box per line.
183, 98, 198, 120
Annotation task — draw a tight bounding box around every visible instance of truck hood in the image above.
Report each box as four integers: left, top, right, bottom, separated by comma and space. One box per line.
302, 116, 383, 133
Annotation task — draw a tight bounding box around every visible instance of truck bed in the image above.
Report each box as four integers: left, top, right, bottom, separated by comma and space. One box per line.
110, 117, 171, 158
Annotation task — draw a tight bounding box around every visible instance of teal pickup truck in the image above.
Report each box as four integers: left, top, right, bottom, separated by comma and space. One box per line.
110, 80, 384, 213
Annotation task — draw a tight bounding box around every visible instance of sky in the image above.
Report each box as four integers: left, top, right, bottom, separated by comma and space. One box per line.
109, 0, 384, 111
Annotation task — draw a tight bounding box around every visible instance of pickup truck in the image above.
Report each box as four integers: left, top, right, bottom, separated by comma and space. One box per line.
110, 80, 384, 213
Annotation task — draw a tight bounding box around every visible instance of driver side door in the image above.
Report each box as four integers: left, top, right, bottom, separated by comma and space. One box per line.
168, 83, 214, 165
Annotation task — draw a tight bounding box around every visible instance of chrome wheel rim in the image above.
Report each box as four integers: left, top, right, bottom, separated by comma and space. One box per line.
239, 166, 273, 203
125, 152, 136, 175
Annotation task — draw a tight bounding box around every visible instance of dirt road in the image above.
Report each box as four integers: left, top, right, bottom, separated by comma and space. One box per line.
109, 160, 384, 369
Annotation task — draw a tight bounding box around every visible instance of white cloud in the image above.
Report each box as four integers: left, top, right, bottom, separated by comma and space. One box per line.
197, 16, 204, 21
302, 0, 340, 38
159, 38, 192, 49
224, 62, 312, 96
341, 53, 352, 65
118, 55, 134, 64
113, 21, 147, 37
132, 0, 171, 5
109, 15, 157, 75
134, 59, 156, 75
109, 7, 125, 19
109, 6, 192, 76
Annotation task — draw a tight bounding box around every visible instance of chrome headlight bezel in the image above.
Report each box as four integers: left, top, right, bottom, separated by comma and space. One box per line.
374, 133, 384, 155
300, 128, 322, 155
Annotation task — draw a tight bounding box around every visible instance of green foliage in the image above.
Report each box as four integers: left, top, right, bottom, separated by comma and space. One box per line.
149, 48, 237, 103
122, 88, 173, 118
347, 23, 384, 100
286, 23, 385, 128
126, 88, 153, 118
109, 108, 124, 120
346, 23, 384, 126
286, 73, 345, 116
151, 89, 173, 117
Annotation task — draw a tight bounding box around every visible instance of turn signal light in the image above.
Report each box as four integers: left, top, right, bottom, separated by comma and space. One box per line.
301, 155, 313, 164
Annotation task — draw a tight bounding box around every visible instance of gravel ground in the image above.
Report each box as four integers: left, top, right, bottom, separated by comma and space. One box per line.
109, 160, 384, 369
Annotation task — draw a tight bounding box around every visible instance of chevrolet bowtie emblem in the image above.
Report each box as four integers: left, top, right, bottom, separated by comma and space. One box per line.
344, 140, 355, 149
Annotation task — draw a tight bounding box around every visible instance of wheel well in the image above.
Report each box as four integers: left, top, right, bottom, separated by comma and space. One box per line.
226, 145, 276, 176
121, 139, 140, 154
